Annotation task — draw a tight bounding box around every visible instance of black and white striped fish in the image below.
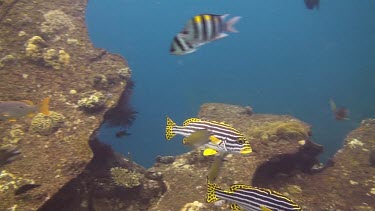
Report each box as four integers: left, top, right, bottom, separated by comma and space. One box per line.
170, 33, 204, 55
206, 179, 303, 211
165, 117, 252, 156
180, 14, 241, 44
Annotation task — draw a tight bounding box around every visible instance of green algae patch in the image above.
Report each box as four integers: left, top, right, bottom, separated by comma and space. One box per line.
248, 120, 309, 142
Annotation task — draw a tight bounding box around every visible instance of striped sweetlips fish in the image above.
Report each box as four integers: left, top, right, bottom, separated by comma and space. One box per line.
206, 178, 303, 211
180, 14, 241, 44
165, 116, 252, 156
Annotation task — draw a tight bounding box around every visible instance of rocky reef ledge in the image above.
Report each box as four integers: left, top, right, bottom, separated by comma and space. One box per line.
0, 0, 136, 210
149, 104, 375, 211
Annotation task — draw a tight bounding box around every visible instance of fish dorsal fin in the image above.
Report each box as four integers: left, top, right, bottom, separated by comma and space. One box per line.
20, 100, 34, 105
230, 203, 242, 211
39, 97, 50, 116
209, 136, 222, 145
183, 118, 201, 126
229, 184, 248, 192
203, 148, 218, 156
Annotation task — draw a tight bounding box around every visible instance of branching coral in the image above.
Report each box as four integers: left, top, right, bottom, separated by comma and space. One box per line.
110, 167, 142, 188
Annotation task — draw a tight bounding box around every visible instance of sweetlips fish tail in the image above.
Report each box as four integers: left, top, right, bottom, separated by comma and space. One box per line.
225, 16, 241, 33
39, 97, 50, 115
206, 177, 220, 203
166, 116, 177, 140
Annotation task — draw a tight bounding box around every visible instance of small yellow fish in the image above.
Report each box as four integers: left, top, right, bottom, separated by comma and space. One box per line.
0, 97, 50, 121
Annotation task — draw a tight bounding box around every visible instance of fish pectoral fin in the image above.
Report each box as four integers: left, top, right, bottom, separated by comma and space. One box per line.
260, 206, 272, 211
214, 33, 229, 41
209, 136, 221, 145
203, 148, 218, 156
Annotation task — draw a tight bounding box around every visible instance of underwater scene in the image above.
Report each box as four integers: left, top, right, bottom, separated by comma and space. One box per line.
0, 0, 375, 210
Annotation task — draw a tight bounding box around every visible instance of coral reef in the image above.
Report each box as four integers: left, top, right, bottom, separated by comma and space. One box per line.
25, 36, 70, 69
40, 10, 75, 38
25, 36, 47, 61
78, 91, 107, 112
43, 48, 70, 70
110, 167, 142, 188
30, 112, 65, 135
0, 170, 35, 193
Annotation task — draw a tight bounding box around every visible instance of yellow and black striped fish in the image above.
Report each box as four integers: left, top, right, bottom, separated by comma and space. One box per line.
206, 178, 303, 211
165, 116, 252, 156
180, 14, 241, 44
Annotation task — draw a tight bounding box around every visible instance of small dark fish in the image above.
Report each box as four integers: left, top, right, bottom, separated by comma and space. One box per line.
304, 0, 319, 10
15, 184, 41, 195
116, 130, 131, 138
0, 147, 21, 167
329, 99, 349, 120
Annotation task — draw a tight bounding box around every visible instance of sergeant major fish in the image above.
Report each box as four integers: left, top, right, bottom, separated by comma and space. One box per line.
0, 97, 50, 121
179, 14, 241, 44
206, 178, 303, 211
170, 33, 204, 55
166, 116, 252, 156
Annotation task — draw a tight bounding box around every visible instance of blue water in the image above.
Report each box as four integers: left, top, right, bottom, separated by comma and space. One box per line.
86, 1, 375, 168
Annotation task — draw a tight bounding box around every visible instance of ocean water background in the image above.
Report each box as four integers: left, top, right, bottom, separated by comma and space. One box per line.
86, 0, 375, 168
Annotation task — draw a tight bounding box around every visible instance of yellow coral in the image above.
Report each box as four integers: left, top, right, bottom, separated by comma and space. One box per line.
30, 111, 65, 135
110, 167, 142, 188
43, 48, 70, 70
25, 36, 46, 61
58, 49, 70, 67
0, 170, 35, 193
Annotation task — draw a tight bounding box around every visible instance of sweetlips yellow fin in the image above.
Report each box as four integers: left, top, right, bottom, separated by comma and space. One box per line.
260, 206, 272, 211
230, 203, 242, 210
8, 118, 17, 122
20, 100, 34, 105
209, 135, 221, 145
183, 117, 201, 126
166, 117, 177, 140
240, 146, 252, 154
39, 97, 50, 116
203, 148, 218, 156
